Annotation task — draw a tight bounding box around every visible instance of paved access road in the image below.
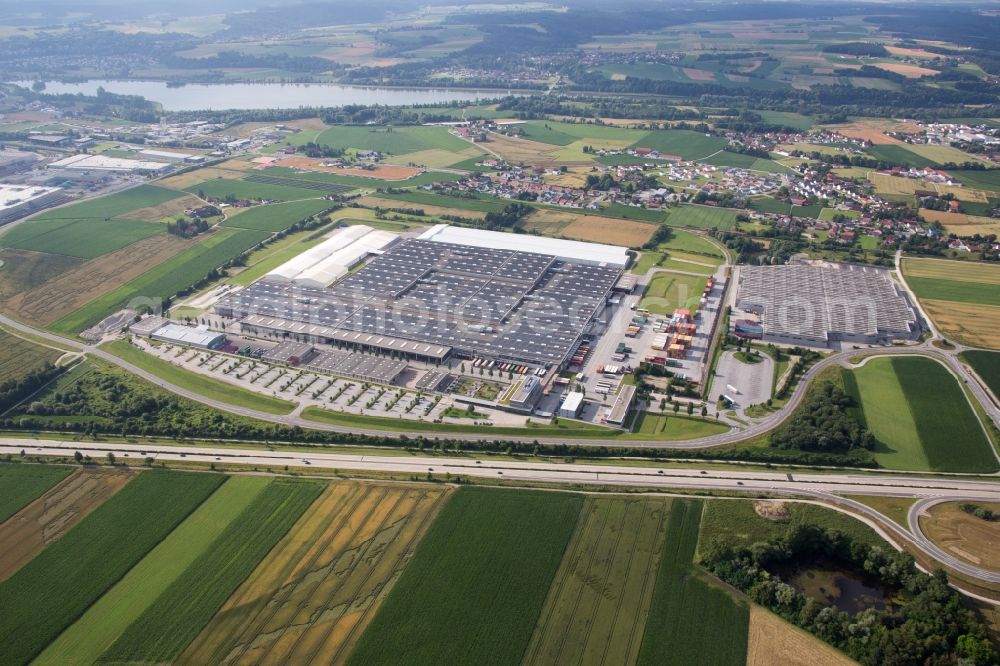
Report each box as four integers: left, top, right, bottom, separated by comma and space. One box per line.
0, 258, 998, 451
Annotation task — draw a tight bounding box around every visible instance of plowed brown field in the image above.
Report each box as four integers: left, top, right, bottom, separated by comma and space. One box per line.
3, 233, 193, 326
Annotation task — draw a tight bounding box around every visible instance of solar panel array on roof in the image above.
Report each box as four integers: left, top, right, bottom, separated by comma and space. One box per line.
735, 263, 919, 345
216, 236, 623, 367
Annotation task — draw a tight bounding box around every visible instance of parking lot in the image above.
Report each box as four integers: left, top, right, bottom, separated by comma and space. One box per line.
546, 267, 727, 423
132, 338, 535, 426
709, 349, 774, 412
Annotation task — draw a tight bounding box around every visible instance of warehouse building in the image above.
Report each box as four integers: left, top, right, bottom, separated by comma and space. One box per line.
733, 262, 920, 347
48, 154, 171, 174
559, 391, 585, 419
419, 224, 630, 267
0, 149, 40, 177
304, 349, 408, 384
150, 323, 227, 349
0, 184, 71, 226
508, 375, 543, 411
216, 229, 625, 370
263, 225, 396, 287
261, 340, 316, 366
604, 385, 636, 426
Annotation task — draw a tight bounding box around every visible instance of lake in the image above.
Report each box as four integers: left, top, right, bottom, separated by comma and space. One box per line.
12, 80, 505, 112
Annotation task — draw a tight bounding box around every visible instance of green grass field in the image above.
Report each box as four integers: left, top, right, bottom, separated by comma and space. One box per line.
748, 197, 824, 219
632, 130, 729, 161
35, 476, 271, 666
622, 412, 729, 440
0, 217, 163, 259
0, 464, 72, 524
905, 276, 1000, 307
52, 227, 269, 334
263, 165, 456, 190
864, 144, 939, 168
376, 189, 509, 214
0, 330, 62, 382
636, 499, 749, 666
755, 110, 816, 131
702, 151, 791, 174
222, 199, 333, 232
961, 350, 1000, 400
301, 405, 616, 438
187, 177, 333, 202
99, 478, 323, 664
667, 205, 741, 230
516, 120, 643, 146
0, 470, 224, 665
698, 499, 887, 555
661, 229, 725, 258
844, 357, 997, 473
952, 169, 1000, 193
314, 125, 472, 155
103, 340, 296, 415
640, 272, 707, 314
0, 185, 185, 259
20, 185, 182, 222
347, 487, 583, 666
524, 497, 667, 665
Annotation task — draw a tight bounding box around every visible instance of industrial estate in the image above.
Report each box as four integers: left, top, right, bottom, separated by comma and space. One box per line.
1, 1, 1000, 665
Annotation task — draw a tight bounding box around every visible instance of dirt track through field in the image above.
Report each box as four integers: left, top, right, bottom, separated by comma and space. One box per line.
0, 467, 134, 581
179, 481, 450, 666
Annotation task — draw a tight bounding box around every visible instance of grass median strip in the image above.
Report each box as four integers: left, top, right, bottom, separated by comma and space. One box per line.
103, 339, 296, 416
0, 470, 224, 665
35, 475, 271, 666
98, 477, 324, 664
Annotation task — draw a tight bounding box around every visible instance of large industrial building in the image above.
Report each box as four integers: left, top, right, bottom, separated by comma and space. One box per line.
47, 154, 172, 175
733, 262, 920, 347
0, 184, 71, 226
215, 224, 626, 371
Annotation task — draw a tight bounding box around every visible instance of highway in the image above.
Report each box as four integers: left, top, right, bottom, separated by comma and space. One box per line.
3, 437, 999, 590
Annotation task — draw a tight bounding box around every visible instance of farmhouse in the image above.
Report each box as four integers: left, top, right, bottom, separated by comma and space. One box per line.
733, 262, 920, 347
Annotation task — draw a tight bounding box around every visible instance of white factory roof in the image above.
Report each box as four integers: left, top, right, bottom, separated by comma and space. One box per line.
150, 323, 223, 347
48, 154, 171, 172
264, 225, 374, 283
138, 149, 199, 161
561, 391, 584, 413
294, 230, 396, 289
0, 184, 62, 211
418, 224, 629, 267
